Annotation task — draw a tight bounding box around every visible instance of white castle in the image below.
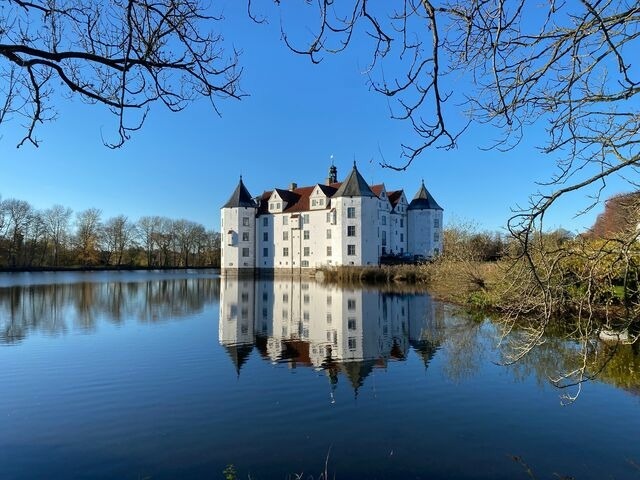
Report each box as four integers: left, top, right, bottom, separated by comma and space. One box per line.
221, 163, 443, 273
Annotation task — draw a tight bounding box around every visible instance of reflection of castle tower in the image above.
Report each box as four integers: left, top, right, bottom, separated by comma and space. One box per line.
219, 276, 256, 375
218, 277, 443, 390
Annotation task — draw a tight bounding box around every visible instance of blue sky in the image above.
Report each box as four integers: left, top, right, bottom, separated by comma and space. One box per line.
0, 2, 631, 233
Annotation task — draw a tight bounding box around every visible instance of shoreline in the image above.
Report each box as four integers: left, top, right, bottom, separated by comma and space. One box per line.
0, 266, 221, 273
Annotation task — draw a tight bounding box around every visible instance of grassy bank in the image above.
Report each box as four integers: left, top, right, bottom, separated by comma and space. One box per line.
317, 260, 504, 310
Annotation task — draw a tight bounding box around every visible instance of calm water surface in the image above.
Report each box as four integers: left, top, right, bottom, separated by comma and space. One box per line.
1, 271, 639, 479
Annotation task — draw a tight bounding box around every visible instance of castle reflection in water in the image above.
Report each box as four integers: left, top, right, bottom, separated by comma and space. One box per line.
219, 277, 445, 391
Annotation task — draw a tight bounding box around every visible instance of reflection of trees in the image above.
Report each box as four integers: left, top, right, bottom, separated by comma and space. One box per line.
502, 325, 640, 399
0, 278, 220, 343
438, 316, 488, 383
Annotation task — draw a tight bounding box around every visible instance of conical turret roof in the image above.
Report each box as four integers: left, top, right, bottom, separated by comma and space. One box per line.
223, 177, 256, 208
333, 163, 376, 198
408, 181, 443, 210
223, 343, 254, 376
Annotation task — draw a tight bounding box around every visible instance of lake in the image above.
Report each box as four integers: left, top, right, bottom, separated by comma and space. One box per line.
0, 271, 638, 479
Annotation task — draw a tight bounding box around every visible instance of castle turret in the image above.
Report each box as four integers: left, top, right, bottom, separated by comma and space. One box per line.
221, 176, 257, 273
407, 180, 443, 258
332, 163, 380, 266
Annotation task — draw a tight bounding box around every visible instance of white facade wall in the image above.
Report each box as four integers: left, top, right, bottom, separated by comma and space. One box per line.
407, 208, 443, 258
221, 206, 257, 270
218, 276, 255, 346
255, 207, 338, 270
333, 196, 381, 266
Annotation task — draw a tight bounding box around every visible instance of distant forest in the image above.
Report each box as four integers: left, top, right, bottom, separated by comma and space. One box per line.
0, 197, 220, 269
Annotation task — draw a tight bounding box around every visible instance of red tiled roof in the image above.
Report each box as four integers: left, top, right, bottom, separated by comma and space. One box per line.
371, 184, 385, 197
255, 182, 406, 215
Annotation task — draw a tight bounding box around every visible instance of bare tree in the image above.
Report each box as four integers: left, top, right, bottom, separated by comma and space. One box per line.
43, 204, 73, 266
103, 215, 135, 266
0, 0, 243, 147
2, 198, 32, 266
137, 215, 163, 267
75, 208, 102, 266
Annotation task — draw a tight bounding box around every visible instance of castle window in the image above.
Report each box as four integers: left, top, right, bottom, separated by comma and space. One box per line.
283, 247, 289, 256
326, 229, 331, 239
326, 212, 330, 222
348, 299, 356, 310
242, 217, 250, 226
303, 214, 310, 224
283, 216, 288, 225
312, 199, 317, 206
326, 246, 332, 256
382, 231, 387, 246
242, 248, 250, 257
283, 231, 288, 241
381, 215, 387, 225
348, 318, 356, 330
301, 260, 309, 267
241, 292, 249, 302
263, 217, 268, 226
319, 199, 324, 205
326, 313, 332, 324
327, 295, 332, 306
304, 295, 310, 304
347, 225, 356, 237
303, 230, 310, 240
400, 233, 404, 242
347, 207, 356, 218
434, 218, 440, 228
242, 232, 250, 241
434, 232, 440, 242
283, 293, 289, 302
347, 244, 356, 256
263, 247, 269, 257
400, 218, 404, 227
303, 247, 310, 256
348, 337, 357, 350
277, 202, 281, 209
263, 232, 268, 241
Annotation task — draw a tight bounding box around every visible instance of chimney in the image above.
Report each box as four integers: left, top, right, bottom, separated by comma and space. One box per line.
289, 182, 297, 191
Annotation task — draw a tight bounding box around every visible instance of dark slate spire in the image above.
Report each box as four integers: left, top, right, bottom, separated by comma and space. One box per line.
408, 180, 443, 210
223, 343, 254, 377
223, 176, 256, 208
333, 163, 376, 198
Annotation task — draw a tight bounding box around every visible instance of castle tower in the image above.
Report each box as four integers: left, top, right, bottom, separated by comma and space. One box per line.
326, 164, 338, 185
332, 163, 380, 266
407, 180, 443, 258
221, 176, 257, 273
219, 276, 256, 376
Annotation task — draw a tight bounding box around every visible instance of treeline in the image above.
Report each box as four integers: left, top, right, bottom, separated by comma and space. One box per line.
0, 197, 220, 269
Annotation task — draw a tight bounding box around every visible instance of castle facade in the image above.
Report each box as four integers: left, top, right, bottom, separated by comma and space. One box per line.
221, 164, 443, 272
